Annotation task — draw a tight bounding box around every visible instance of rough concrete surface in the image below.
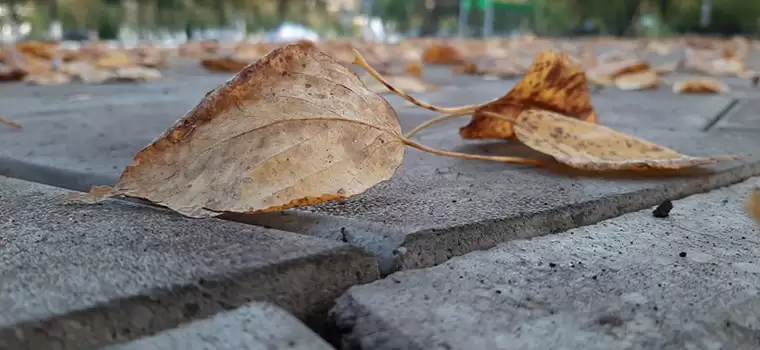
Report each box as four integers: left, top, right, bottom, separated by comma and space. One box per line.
712, 99, 760, 131
2, 70, 755, 276
331, 177, 760, 350
103, 302, 335, 350
248, 126, 760, 274
0, 176, 378, 350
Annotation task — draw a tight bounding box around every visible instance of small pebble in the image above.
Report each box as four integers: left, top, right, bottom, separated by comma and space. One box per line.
549, 262, 557, 268
679, 252, 687, 258
653, 200, 674, 218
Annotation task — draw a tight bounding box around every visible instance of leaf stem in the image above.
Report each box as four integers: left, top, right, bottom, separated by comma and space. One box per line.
298, 116, 544, 166
352, 48, 484, 115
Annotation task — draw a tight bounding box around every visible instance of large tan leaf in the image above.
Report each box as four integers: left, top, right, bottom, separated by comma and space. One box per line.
488, 110, 738, 171
66, 42, 406, 218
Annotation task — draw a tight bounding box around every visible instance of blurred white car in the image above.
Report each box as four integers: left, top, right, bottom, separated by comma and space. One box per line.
268, 22, 320, 43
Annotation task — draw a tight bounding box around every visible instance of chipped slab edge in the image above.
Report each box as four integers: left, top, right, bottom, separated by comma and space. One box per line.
0, 177, 380, 350
238, 162, 760, 275
102, 302, 335, 350
396, 161, 760, 270
4, 153, 760, 277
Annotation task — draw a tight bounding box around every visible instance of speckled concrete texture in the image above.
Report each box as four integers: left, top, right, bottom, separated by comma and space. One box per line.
330, 177, 760, 350
103, 302, 335, 350
0, 176, 378, 350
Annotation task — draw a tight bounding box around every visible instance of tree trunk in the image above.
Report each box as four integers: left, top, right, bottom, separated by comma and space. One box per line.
48, 0, 62, 40
419, 2, 444, 36
277, 0, 289, 21
216, 0, 227, 27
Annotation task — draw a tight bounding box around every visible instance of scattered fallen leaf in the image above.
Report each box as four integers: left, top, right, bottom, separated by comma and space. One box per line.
485, 110, 738, 171
455, 58, 526, 79
422, 44, 465, 65
65, 42, 407, 218
673, 79, 729, 94
24, 71, 72, 85
0, 116, 22, 129
460, 50, 598, 139
201, 57, 250, 72
452, 61, 479, 75
0, 63, 26, 81
613, 70, 660, 91
406, 63, 423, 78
111, 67, 162, 82
60, 61, 115, 84
354, 49, 597, 140
586, 58, 651, 87
94, 51, 135, 69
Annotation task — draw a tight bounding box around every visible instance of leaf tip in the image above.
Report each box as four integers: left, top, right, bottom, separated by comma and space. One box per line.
62, 185, 119, 204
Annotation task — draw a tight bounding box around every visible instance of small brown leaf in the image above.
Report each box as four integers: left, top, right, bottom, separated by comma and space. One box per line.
422, 44, 466, 65
673, 79, 729, 94
486, 110, 738, 171
0, 116, 22, 129
460, 50, 598, 140
613, 70, 660, 91
200, 57, 251, 72
406, 63, 423, 78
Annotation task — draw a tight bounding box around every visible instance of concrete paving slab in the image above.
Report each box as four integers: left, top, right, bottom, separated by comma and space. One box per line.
330, 178, 760, 350
1, 74, 759, 276
712, 99, 760, 131
0, 176, 378, 350
103, 302, 334, 350
245, 126, 760, 274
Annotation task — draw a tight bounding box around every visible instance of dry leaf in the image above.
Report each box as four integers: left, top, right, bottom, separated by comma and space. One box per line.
406, 63, 423, 78
94, 51, 135, 69
460, 50, 598, 140
673, 79, 729, 94
111, 67, 162, 82
201, 57, 250, 72
60, 61, 115, 84
0, 63, 26, 81
0, 116, 22, 129
456, 58, 526, 79
586, 58, 651, 86
65, 42, 407, 218
422, 44, 466, 65
746, 189, 760, 224
353, 49, 596, 140
613, 70, 660, 91
487, 110, 738, 171
24, 71, 72, 85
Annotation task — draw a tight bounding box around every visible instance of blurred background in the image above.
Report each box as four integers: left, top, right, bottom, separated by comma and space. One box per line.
0, 0, 758, 44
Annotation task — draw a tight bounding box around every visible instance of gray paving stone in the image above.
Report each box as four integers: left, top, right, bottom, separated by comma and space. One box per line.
712, 99, 760, 131
244, 125, 760, 274
0, 176, 378, 350
103, 302, 334, 350
2, 75, 759, 275
330, 178, 760, 350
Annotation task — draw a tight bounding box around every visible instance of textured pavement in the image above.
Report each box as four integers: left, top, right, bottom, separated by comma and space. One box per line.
1, 56, 760, 349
